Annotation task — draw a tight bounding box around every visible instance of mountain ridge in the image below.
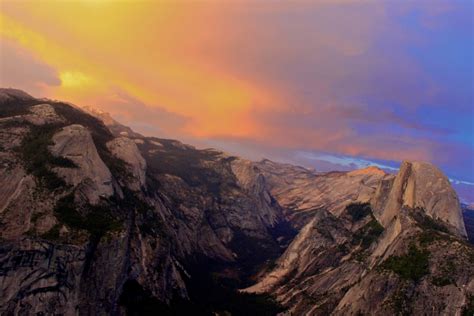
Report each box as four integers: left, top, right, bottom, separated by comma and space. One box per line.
0, 88, 472, 315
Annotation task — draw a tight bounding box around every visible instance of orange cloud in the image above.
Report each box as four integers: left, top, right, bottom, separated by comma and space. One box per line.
1, 1, 279, 139
1, 0, 471, 181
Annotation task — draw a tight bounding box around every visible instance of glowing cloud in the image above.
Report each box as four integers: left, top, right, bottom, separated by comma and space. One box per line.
60, 71, 93, 88
0, 1, 472, 191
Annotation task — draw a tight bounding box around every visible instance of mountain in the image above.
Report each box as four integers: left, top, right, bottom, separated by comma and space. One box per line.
462, 204, 474, 244
244, 160, 471, 315
0, 88, 472, 316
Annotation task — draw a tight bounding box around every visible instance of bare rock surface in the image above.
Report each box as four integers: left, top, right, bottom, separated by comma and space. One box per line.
0, 167, 26, 214
246, 160, 473, 315
230, 157, 281, 226
373, 161, 466, 237
24, 103, 64, 125
256, 159, 387, 228
49, 124, 114, 203
0, 239, 85, 315
0, 89, 472, 315
107, 137, 147, 190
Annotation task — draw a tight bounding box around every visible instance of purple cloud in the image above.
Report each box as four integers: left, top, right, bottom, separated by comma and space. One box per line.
0, 38, 61, 94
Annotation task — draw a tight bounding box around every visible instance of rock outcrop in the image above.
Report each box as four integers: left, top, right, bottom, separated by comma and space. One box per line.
230, 157, 282, 227
0, 239, 85, 315
256, 160, 387, 228
24, 103, 64, 125
50, 124, 114, 204
0, 89, 472, 316
245, 161, 473, 315
107, 137, 147, 190
372, 161, 466, 237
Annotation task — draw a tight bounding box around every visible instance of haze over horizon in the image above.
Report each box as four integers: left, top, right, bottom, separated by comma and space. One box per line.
1, 1, 473, 201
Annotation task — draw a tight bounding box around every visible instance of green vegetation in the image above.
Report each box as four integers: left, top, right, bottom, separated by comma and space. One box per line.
85, 205, 123, 237
41, 224, 61, 241
414, 209, 456, 247
18, 123, 77, 190
120, 253, 285, 316
337, 243, 349, 254
54, 193, 122, 238
136, 202, 168, 240
50, 156, 77, 168
353, 217, 384, 249
5, 100, 130, 189
462, 295, 474, 316
418, 230, 442, 246
139, 137, 234, 195
353, 251, 369, 263
383, 243, 429, 282
49, 101, 130, 178
347, 203, 372, 221
431, 260, 456, 287
188, 260, 285, 316
411, 209, 449, 233
229, 230, 281, 276
431, 276, 452, 287
344, 204, 384, 260
268, 220, 297, 249
0, 98, 39, 118
50, 101, 113, 145
389, 282, 413, 316
119, 278, 284, 316
54, 194, 84, 228
30, 212, 43, 224
119, 188, 169, 240
464, 210, 474, 244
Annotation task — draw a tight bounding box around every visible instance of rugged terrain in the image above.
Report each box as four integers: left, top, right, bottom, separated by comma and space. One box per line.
462, 204, 474, 244
0, 88, 473, 315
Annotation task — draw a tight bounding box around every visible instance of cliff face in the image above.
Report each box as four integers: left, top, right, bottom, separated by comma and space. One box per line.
463, 205, 474, 244
245, 161, 473, 315
0, 88, 472, 316
0, 90, 291, 315
372, 161, 466, 237
50, 124, 115, 204
254, 159, 387, 228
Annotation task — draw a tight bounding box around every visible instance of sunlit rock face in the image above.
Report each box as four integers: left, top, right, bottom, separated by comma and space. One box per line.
245, 160, 473, 315
0, 89, 472, 315
255, 159, 387, 228
373, 161, 466, 237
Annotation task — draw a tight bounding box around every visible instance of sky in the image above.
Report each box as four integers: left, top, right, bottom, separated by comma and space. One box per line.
0, 0, 473, 201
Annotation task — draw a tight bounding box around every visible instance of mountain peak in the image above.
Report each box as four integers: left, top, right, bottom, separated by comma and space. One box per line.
347, 166, 386, 177
0, 88, 33, 102
0, 90, 472, 315
374, 160, 467, 237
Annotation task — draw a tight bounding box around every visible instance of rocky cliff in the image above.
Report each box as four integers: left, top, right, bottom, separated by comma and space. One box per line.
245, 161, 473, 315
0, 88, 472, 316
0, 89, 290, 315
463, 204, 474, 244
